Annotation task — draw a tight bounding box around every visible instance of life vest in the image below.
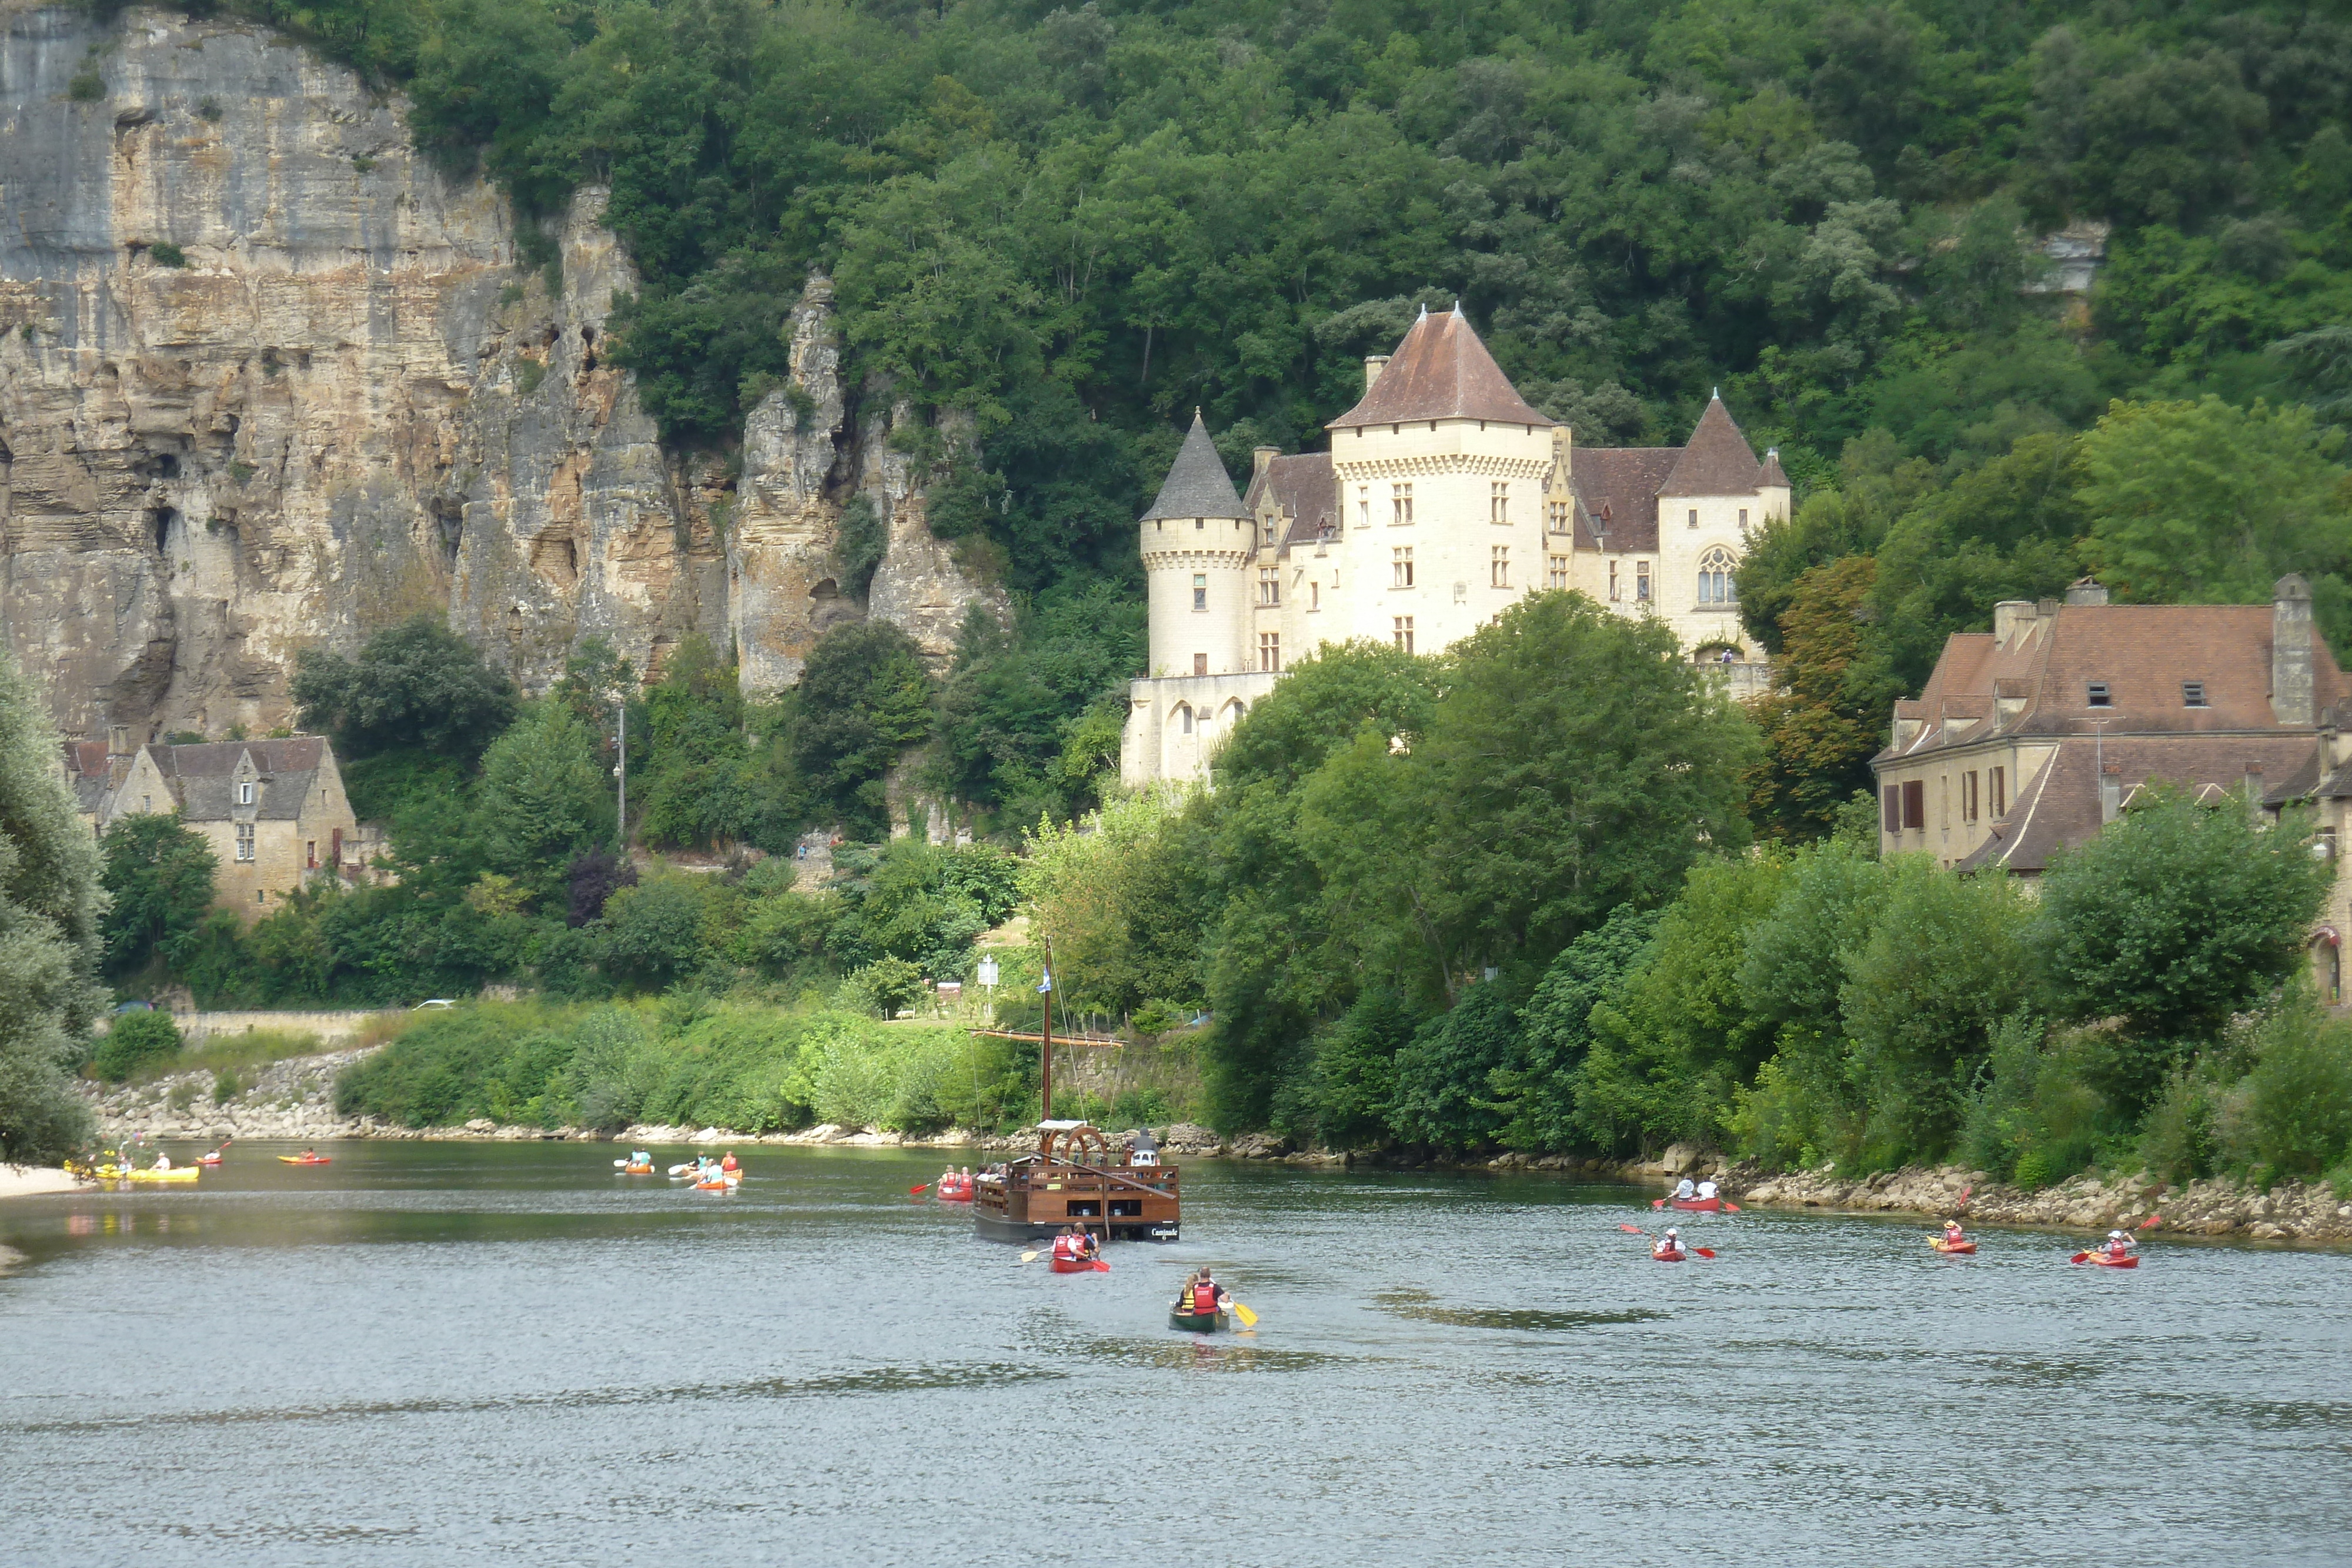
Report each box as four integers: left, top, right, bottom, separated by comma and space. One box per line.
1192, 1281, 1218, 1313
1052, 1235, 1078, 1262
720, 1155, 738, 1172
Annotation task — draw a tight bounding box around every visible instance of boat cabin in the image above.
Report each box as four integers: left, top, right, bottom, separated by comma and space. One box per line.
973, 1121, 1181, 1244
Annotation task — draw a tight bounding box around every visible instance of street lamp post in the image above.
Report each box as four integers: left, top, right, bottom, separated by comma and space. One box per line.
613, 688, 628, 848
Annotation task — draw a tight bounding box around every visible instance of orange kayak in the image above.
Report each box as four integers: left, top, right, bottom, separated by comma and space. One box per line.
277, 1155, 331, 1165
1931, 1239, 1977, 1255
2080, 1253, 2139, 1269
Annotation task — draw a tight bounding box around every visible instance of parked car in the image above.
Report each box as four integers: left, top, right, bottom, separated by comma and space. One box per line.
111, 999, 154, 1014
413, 998, 456, 1011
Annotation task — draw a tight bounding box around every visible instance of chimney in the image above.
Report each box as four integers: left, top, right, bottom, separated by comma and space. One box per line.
1364, 355, 1389, 394
1252, 445, 1278, 480
1992, 600, 2036, 643
2274, 574, 2316, 726
2066, 577, 2110, 606
2100, 764, 2123, 824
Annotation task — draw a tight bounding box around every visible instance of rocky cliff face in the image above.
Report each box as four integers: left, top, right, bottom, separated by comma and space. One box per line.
0, 2, 1002, 741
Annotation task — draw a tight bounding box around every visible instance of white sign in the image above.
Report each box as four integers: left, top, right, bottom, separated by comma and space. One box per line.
975, 957, 1000, 989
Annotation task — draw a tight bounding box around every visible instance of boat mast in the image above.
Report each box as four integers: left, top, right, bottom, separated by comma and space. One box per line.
1038, 930, 1055, 1122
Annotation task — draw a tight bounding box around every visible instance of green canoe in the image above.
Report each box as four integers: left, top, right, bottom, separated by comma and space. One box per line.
1168, 1305, 1230, 1333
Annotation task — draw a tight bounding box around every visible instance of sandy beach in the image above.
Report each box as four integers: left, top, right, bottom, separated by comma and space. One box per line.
0, 1165, 88, 1200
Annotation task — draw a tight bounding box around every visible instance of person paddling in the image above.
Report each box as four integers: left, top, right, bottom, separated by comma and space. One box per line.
2103, 1228, 2137, 1262
1192, 1270, 1228, 1316
1050, 1226, 1081, 1265
1672, 1176, 1697, 1202
1653, 1227, 1685, 1260
720, 1151, 739, 1175
1942, 1218, 1967, 1248
1695, 1177, 1719, 1202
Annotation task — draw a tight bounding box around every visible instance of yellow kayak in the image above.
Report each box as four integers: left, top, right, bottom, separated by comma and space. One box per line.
119, 1166, 200, 1182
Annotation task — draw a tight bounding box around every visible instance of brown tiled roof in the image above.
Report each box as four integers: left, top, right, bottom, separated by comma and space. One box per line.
151, 738, 329, 823
1759, 450, 1790, 489
1327, 307, 1548, 430
1883, 603, 2348, 764
1956, 735, 2320, 872
1568, 449, 1678, 552
1242, 453, 1336, 549
1661, 396, 1765, 497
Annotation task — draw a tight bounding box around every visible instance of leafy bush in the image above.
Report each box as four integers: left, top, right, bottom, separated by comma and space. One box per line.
147, 242, 188, 268
840, 957, 925, 1019
93, 1011, 183, 1084
2215, 1002, 2352, 1180
1957, 1019, 2108, 1189
212, 1069, 240, 1104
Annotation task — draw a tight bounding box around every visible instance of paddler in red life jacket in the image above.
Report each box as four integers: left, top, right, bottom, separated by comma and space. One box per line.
1653, 1228, 1683, 1259
1051, 1226, 1082, 1264
1191, 1271, 1227, 1316
720, 1151, 739, 1175
1943, 1219, 1967, 1248
2104, 1229, 2137, 1261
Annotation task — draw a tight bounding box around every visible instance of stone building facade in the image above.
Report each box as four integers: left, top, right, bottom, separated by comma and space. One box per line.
1121, 305, 1788, 785
69, 734, 363, 921
1872, 575, 2352, 1001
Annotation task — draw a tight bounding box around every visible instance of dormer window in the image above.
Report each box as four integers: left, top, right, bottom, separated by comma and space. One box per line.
2182, 681, 2208, 708
238, 781, 255, 805
2087, 683, 2113, 708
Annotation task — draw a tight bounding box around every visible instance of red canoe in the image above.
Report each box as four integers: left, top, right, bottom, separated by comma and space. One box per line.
1048, 1255, 1108, 1273
936, 1180, 974, 1203
2080, 1253, 2140, 1269
1670, 1197, 1724, 1212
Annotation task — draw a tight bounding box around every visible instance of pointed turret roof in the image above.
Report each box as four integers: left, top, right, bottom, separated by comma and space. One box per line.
1140, 411, 1248, 520
1328, 305, 1548, 430
1661, 393, 1765, 496
1759, 447, 1790, 490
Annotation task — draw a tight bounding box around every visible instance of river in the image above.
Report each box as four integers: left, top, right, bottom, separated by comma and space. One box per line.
2, 1140, 2347, 1566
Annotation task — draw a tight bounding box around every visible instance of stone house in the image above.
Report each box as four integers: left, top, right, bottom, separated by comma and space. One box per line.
1121, 303, 1788, 785
1872, 575, 2352, 1001
95, 737, 365, 921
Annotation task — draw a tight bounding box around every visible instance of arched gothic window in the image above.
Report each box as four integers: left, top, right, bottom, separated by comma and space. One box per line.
1176, 704, 1194, 735
1696, 546, 1738, 604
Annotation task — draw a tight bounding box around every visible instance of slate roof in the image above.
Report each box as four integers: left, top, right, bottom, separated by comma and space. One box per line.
1327, 306, 1549, 430
1243, 452, 1337, 547
60, 740, 111, 815
1141, 412, 1248, 521
150, 738, 329, 823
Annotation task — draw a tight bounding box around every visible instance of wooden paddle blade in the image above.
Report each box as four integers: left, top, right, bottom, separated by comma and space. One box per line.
1693, 1248, 1716, 1259
1231, 1301, 1259, 1328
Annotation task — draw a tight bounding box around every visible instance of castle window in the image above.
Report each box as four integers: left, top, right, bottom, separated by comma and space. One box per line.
2182, 681, 2207, 707
1489, 482, 1509, 523
1259, 633, 1281, 673
1991, 767, 2006, 816
1547, 501, 1569, 535
1964, 772, 1979, 824
1193, 653, 1207, 677
1391, 483, 1414, 524
1358, 486, 1370, 528
238, 780, 255, 805
1195, 518, 1204, 530
1882, 787, 1900, 834
1548, 554, 1569, 590
2087, 681, 2112, 708
1696, 546, 1736, 604
1192, 573, 1207, 611
1178, 705, 1193, 735
1608, 563, 1619, 602
1636, 561, 1651, 601
235, 823, 255, 862
1392, 617, 1415, 654
1490, 546, 1509, 587
1392, 547, 1414, 589
306, 840, 317, 868
1688, 509, 1699, 529
1739, 509, 1749, 529
1309, 581, 1319, 611
142, 794, 152, 813
1258, 567, 1279, 606
1900, 780, 1925, 831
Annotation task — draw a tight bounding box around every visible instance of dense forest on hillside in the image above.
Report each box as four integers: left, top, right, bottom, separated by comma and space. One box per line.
144, 0, 2352, 834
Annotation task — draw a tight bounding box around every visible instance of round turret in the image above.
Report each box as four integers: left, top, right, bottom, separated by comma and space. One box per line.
1139, 412, 1254, 678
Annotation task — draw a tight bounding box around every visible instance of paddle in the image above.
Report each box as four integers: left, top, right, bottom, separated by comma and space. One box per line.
1230, 1300, 1259, 1328
2070, 1251, 2093, 1263
909, 1182, 931, 1195
2139, 1213, 2162, 1230
1722, 1201, 1742, 1213
1618, 1223, 1645, 1233
1651, 1198, 1666, 1210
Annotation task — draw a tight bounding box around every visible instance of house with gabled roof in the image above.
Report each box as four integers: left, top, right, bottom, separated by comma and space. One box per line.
1873, 574, 2352, 1002
102, 736, 364, 921
1122, 303, 1789, 784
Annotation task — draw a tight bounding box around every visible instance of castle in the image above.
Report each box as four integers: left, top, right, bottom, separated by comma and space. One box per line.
1120, 305, 1789, 785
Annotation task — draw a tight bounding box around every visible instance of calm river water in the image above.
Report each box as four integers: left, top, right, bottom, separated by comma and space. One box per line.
3, 1140, 2348, 1566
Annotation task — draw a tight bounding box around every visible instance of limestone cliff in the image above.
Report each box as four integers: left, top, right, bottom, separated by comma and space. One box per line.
0, 2, 1001, 741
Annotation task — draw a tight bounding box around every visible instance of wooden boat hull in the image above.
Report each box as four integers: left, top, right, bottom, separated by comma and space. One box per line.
1169, 1306, 1230, 1332
1931, 1239, 1977, 1254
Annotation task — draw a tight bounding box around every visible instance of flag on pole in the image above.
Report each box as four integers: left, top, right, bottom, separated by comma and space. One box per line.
1038, 969, 1053, 994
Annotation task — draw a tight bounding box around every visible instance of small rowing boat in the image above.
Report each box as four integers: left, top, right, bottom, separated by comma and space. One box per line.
1168, 1305, 1230, 1332
1930, 1238, 1977, 1255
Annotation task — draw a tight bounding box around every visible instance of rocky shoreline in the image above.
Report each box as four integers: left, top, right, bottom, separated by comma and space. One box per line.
81, 1050, 2349, 1242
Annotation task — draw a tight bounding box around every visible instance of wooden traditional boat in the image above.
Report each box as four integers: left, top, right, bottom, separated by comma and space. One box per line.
1168, 1305, 1230, 1333
970, 945, 1180, 1245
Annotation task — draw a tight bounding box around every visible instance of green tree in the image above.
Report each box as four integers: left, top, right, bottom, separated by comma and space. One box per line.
1387, 980, 1522, 1153
476, 701, 614, 901
790, 621, 937, 837
1746, 556, 1897, 842
97, 813, 218, 977
2038, 792, 2334, 1059
1487, 904, 1659, 1152
292, 616, 520, 761
92, 1009, 183, 1084
0, 646, 103, 1161
2076, 398, 2352, 607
